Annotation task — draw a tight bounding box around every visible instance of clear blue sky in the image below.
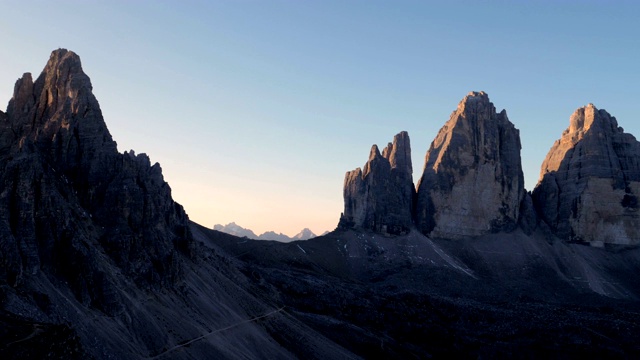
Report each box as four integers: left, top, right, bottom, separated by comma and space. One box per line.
1, 1, 639, 236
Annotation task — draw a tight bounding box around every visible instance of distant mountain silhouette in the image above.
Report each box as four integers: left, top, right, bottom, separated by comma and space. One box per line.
213, 222, 320, 241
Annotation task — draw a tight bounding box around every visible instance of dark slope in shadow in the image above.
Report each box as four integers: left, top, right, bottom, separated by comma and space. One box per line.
195, 222, 640, 358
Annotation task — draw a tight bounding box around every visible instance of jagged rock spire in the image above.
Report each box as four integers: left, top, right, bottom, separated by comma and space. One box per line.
415, 91, 525, 239
0, 49, 191, 308
532, 104, 640, 246
7, 50, 113, 142
339, 131, 415, 235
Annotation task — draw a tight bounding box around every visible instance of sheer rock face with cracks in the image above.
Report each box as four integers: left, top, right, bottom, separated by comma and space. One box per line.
415, 91, 525, 239
339, 131, 415, 235
532, 104, 640, 246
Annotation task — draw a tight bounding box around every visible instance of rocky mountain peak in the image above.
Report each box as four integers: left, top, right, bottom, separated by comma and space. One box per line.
213, 222, 320, 241
456, 91, 491, 113
339, 131, 415, 235
363, 144, 383, 176
0, 50, 192, 312
4, 49, 116, 170
533, 104, 640, 246
386, 130, 412, 175
415, 91, 525, 239
462, 90, 488, 101
381, 142, 393, 159
565, 104, 620, 140
339, 93, 527, 239
38, 49, 85, 96
540, 104, 625, 179
369, 144, 381, 159
293, 228, 316, 240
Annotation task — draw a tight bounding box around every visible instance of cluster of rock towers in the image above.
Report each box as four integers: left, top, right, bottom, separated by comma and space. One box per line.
339, 91, 640, 246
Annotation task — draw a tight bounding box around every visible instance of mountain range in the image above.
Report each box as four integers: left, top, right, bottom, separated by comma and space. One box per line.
2, 49, 640, 359
212, 222, 326, 242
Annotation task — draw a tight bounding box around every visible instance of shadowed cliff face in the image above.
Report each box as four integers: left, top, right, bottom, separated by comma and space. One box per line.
339, 131, 415, 235
415, 91, 525, 239
0, 49, 192, 310
533, 104, 640, 246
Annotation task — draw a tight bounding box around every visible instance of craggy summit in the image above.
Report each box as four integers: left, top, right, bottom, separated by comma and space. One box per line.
533, 104, 640, 246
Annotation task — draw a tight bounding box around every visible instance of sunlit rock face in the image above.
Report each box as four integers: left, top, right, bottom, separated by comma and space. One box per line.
339, 131, 415, 235
532, 104, 640, 246
415, 91, 525, 239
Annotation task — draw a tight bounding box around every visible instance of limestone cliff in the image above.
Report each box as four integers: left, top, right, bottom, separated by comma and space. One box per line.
532, 104, 640, 246
415, 91, 525, 239
339, 131, 414, 234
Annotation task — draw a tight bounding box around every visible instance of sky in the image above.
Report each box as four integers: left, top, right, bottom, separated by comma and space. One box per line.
1, 1, 639, 236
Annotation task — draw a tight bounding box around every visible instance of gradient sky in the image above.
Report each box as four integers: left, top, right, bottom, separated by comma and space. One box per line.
1, 1, 639, 236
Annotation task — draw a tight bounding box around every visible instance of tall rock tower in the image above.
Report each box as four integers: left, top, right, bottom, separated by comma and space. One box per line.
339, 131, 415, 235
415, 91, 525, 239
532, 104, 640, 246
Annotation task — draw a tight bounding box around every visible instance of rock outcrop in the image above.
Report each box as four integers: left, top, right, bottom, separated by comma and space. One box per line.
415, 91, 525, 239
339, 131, 414, 234
532, 104, 640, 246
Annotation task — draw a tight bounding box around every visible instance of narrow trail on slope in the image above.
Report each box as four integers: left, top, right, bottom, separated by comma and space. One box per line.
3, 324, 44, 347
147, 306, 286, 359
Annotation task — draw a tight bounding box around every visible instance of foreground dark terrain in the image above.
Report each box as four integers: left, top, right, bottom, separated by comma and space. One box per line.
2, 49, 640, 359
197, 224, 640, 358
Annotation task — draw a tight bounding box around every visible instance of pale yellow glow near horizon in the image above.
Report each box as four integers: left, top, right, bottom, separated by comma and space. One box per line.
168, 176, 340, 237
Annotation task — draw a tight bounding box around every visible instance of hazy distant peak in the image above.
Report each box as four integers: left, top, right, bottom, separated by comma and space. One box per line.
213, 222, 322, 242
292, 228, 317, 240
213, 222, 258, 239
212, 223, 321, 242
